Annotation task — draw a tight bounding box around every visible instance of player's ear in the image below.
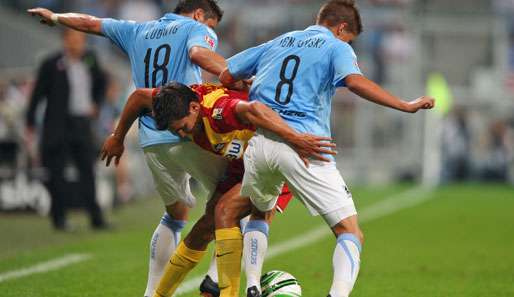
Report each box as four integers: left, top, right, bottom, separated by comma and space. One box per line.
337, 23, 348, 36
190, 101, 201, 113
192, 8, 206, 22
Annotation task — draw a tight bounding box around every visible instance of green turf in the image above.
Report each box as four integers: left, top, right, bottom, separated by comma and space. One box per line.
0, 184, 513, 296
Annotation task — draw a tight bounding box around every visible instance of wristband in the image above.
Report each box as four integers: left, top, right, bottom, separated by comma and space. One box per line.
51, 13, 59, 25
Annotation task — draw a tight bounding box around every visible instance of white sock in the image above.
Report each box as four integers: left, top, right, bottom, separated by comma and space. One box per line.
243, 220, 269, 291
206, 251, 218, 283
143, 214, 185, 297
329, 233, 362, 297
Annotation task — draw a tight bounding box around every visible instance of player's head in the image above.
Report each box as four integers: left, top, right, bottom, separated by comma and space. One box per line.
316, 0, 363, 43
174, 0, 223, 29
62, 28, 87, 58
153, 82, 201, 137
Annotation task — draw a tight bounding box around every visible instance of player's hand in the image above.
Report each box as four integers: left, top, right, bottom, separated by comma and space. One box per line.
403, 96, 435, 113
287, 133, 337, 166
100, 134, 124, 167
28, 8, 56, 26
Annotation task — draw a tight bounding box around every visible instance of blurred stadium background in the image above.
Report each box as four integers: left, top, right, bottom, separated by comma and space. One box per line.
0, 0, 513, 297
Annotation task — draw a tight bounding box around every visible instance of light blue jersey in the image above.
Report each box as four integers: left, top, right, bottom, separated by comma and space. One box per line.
102, 13, 218, 147
227, 25, 361, 138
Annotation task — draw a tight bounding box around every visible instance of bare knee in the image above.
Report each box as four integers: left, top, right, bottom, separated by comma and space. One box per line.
214, 198, 249, 229
331, 216, 364, 245
165, 202, 189, 221
184, 215, 214, 250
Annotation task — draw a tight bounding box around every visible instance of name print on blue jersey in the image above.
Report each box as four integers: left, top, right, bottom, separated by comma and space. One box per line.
144, 24, 180, 40
278, 36, 327, 49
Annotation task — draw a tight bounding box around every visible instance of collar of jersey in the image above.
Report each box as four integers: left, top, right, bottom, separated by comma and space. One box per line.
306, 25, 333, 36
161, 13, 189, 21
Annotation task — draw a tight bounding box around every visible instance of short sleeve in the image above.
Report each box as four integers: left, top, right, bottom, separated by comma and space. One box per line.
101, 18, 138, 53
331, 42, 362, 87
227, 41, 271, 80
211, 97, 247, 130
187, 23, 218, 51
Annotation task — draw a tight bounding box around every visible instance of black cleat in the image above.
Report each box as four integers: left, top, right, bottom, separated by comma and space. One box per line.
199, 275, 220, 297
247, 286, 261, 297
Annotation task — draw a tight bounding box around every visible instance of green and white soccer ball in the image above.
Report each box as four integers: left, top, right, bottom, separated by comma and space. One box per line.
260, 270, 302, 297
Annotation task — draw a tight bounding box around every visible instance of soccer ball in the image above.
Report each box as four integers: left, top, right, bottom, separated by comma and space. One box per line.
260, 270, 302, 297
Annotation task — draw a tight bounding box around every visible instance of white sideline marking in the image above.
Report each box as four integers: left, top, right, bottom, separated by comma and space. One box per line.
0, 253, 92, 283
175, 186, 432, 295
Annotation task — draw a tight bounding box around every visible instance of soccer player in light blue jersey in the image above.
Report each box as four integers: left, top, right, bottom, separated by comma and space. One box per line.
29, 1, 230, 296
220, 1, 435, 296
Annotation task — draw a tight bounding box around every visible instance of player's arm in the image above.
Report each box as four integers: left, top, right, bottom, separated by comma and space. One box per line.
219, 67, 237, 86
100, 88, 153, 166
28, 7, 103, 35
189, 46, 227, 76
345, 74, 435, 113
235, 101, 336, 164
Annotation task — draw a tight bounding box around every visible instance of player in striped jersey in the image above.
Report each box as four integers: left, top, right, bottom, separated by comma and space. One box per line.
105, 82, 334, 297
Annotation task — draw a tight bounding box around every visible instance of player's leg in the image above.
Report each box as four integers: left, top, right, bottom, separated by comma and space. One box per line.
240, 134, 287, 297
242, 207, 276, 297
323, 209, 363, 297
172, 141, 229, 296
144, 202, 188, 297
243, 185, 291, 296
154, 191, 221, 297
275, 141, 363, 297
200, 253, 220, 297
213, 183, 252, 297
143, 144, 193, 297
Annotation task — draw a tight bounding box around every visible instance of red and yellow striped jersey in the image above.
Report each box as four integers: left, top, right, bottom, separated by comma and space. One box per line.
190, 84, 255, 160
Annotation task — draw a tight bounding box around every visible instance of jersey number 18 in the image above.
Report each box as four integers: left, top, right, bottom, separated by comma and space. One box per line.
144, 44, 171, 88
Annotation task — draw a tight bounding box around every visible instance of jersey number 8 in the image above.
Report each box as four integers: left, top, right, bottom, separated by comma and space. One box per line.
275, 55, 300, 105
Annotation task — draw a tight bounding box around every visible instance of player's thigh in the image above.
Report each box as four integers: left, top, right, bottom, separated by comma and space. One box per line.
241, 135, 285, 212
173, 142, 228, 200
275, 146, 356, 217
143, 144, 194, 207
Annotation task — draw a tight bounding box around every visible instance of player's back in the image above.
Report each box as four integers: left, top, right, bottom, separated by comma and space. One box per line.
132, 15, 215, 88
102, 13, 218, 147
228, 25, 361, 138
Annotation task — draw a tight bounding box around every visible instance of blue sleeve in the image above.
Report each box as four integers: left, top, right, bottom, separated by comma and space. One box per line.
227, 41, 271, 80
187, 23, 218, 51
331, 42, 362, 87
101, 18, 138, 53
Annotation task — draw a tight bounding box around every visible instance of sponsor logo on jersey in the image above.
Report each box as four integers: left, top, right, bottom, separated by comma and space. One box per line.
205, 35, 215, 49
212, 108, 223, 120
224, 139, 244, 160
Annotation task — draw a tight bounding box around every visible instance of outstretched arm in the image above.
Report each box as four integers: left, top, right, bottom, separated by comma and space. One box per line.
345, 74, 435, 113
100, 88, 153, 166
235, 101, 336, 164
28, 7, 103, 35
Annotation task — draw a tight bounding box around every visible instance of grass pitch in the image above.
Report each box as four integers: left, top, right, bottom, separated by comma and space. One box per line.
0, 184, 513, 297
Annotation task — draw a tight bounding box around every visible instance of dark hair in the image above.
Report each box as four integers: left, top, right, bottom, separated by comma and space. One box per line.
317, 0, 363, 35
153, 82, 199, 130
174, 0, 224, 22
